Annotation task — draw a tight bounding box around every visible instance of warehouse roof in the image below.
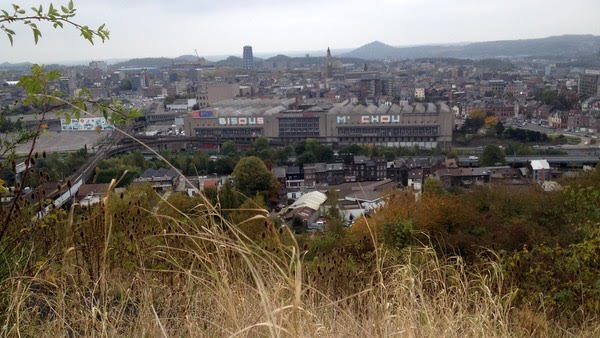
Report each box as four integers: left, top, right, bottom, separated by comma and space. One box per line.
287, 191, 327, 211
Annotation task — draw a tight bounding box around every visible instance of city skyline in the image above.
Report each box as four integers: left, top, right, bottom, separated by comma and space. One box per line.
1, 0, 600, 64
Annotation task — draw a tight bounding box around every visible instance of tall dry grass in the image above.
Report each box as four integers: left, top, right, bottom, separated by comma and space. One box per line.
1, 179, 599, 337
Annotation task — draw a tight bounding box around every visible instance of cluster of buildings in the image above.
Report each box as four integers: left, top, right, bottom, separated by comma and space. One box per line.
3, 44, 600, 140
269, 152, 598, 229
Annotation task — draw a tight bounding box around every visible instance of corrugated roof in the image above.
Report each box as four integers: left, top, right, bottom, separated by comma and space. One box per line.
288, 191, 327, 211
530, 160, 550, 170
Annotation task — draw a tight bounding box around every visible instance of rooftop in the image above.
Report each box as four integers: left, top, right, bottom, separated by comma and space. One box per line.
210, 98, 296, 116
287, 191, 327, 211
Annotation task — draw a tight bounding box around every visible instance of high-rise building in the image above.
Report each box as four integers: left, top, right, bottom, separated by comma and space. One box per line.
243, 45, 254, 70
578, 70, 600, 98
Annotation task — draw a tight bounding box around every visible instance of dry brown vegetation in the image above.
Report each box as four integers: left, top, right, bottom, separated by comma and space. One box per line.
1, 177, 599, 337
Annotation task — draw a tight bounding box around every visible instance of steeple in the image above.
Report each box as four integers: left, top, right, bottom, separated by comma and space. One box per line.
326, 47, 333, 78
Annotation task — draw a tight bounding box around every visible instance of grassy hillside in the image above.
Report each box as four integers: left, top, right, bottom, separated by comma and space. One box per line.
1, 164, 600, 336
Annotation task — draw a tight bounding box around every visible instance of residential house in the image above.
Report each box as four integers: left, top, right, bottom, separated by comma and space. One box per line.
344, 156, 386, 182
386, 160, 408, 185
530, 160, 551, 182
548, 111, 568, 129
77, 183, 109, 206
281, 191, 328, 229
134, 168, 181, 191
334, 179, 398, 222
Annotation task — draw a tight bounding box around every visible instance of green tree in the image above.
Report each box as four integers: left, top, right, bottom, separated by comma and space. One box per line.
191, 152, 209, 173
325, 187, 345, 235
220, 141, 238, 158
1, 2, 109, 46
214, 157, 234, 175
423, 177, 446, 196
297, 151, 316, 165
274, 145, 293, 165
495, 121, 505, 137
480, 144, 506, 166
249, 137, 273, 160
291, 215, 305, 234
382, 219, 414, 251
232, 156, 276, 199
218, 181, 240, 211
119, 79, 133, 91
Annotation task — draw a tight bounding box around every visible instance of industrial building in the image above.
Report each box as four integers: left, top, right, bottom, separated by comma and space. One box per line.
183, 98, 454, 149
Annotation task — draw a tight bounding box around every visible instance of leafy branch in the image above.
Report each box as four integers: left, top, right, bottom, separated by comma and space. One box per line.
0, 1, 109, 45
0, 65, 140, 243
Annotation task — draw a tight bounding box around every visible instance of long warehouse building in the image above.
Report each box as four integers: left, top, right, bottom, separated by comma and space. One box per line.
184, 98, 454, 149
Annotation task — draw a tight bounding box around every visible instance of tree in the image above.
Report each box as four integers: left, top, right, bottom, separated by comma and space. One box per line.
220, 141, 238, 158
461, 109, 486, 134
1, 2, 109, 46
274, 146, 293, 165
495, 121, 505, 137
232, 156, 276, 199
249, 137, 272, 160
296, 152, 316, 165
119, 79, 133, 91
218, 181, 240, 212
325, 187, 345, 235
214, 157, 234, 175
480, 144, 506, 166
291, 215, 305, 234
423, 177, 446, 196
484, 115, 498, 128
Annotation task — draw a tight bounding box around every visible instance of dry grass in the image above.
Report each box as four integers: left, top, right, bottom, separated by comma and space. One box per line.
1, 181, 599, 337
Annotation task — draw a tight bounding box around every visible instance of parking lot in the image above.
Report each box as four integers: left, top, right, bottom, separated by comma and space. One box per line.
14, 131, 110, 155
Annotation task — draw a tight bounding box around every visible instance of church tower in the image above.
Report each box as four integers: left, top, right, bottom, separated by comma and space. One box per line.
326, 47, 333, 78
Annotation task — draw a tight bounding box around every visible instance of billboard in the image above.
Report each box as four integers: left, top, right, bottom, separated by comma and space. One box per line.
192, 110, 215, 118
336, 115, 402, 124
218, 117, 264, 126
60, 117, 113, 131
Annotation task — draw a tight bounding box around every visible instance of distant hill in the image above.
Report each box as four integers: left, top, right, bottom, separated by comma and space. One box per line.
0, 62, 33, 70
113, 55, 208, 68
175, 55, 203, 62
213, 56, 244, 68
113, 57, 176, 68
343, 35, 600, 60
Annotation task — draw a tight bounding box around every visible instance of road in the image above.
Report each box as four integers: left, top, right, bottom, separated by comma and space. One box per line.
504, 121, 594, 146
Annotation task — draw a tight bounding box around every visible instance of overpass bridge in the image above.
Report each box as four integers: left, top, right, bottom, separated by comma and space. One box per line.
458, 155, 600, 168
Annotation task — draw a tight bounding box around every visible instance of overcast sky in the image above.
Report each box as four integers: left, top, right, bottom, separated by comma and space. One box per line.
1, 0, 600, 64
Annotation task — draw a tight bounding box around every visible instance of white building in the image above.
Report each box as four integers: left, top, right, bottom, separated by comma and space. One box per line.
415, 88, 425, 100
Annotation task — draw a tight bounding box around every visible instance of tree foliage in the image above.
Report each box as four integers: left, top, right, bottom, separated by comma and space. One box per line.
232, 156, 276, 199
1, 1, 109, 46
480, 144, 506, 166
